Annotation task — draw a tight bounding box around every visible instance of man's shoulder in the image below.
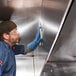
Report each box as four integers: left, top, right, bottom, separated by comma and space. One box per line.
0, 41, 9, 55
0, 41, 5, 49
0, 41, 9, 65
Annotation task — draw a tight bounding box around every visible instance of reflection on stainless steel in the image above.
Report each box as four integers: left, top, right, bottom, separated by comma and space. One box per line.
42, 0, 69, 10
38, 18, 59, 34
41, 0, 76, 76
3, 0, 42, 9
46, 0, 72, 61
0, 0, 72, 76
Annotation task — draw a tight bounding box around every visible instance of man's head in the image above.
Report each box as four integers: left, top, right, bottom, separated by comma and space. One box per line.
0, 21, 19, 46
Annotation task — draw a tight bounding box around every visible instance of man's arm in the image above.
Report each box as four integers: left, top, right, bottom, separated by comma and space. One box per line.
0, 63, 2, 76
13, 26, 41, 55
0, 49, 8, 76
0, 49, 4, 76
27, 26, 41, 51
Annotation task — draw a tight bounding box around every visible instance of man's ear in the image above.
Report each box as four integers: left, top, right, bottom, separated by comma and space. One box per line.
3, 33, 9, 40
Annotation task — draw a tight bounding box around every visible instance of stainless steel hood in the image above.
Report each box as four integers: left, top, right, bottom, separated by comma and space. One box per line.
0, 0, 71, 76
41, 0, 75, 76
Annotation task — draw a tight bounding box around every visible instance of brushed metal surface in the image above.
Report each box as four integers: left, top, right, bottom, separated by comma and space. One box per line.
41, 0, 75, 76
0, 0, 71, 76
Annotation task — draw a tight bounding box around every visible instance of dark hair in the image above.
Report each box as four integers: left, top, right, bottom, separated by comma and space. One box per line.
0, 21, 17, 40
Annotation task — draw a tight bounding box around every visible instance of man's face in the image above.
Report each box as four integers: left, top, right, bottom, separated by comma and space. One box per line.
8, 28, 20, 45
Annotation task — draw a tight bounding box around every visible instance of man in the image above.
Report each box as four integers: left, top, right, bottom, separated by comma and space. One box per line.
0, 21, 41, 76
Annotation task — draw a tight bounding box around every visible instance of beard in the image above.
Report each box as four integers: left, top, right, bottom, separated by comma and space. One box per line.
11, 37, 20, 45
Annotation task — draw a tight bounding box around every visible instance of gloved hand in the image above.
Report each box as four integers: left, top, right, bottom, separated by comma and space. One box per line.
27, 26, 41, 51
12, 44, 25, 55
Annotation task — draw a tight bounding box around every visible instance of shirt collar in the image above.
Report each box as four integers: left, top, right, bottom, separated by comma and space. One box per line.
2, 40, 11, 49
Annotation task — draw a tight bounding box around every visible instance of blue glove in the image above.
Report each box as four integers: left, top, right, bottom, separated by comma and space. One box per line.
27, 26, 41, 51
12, 44, 26, 55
